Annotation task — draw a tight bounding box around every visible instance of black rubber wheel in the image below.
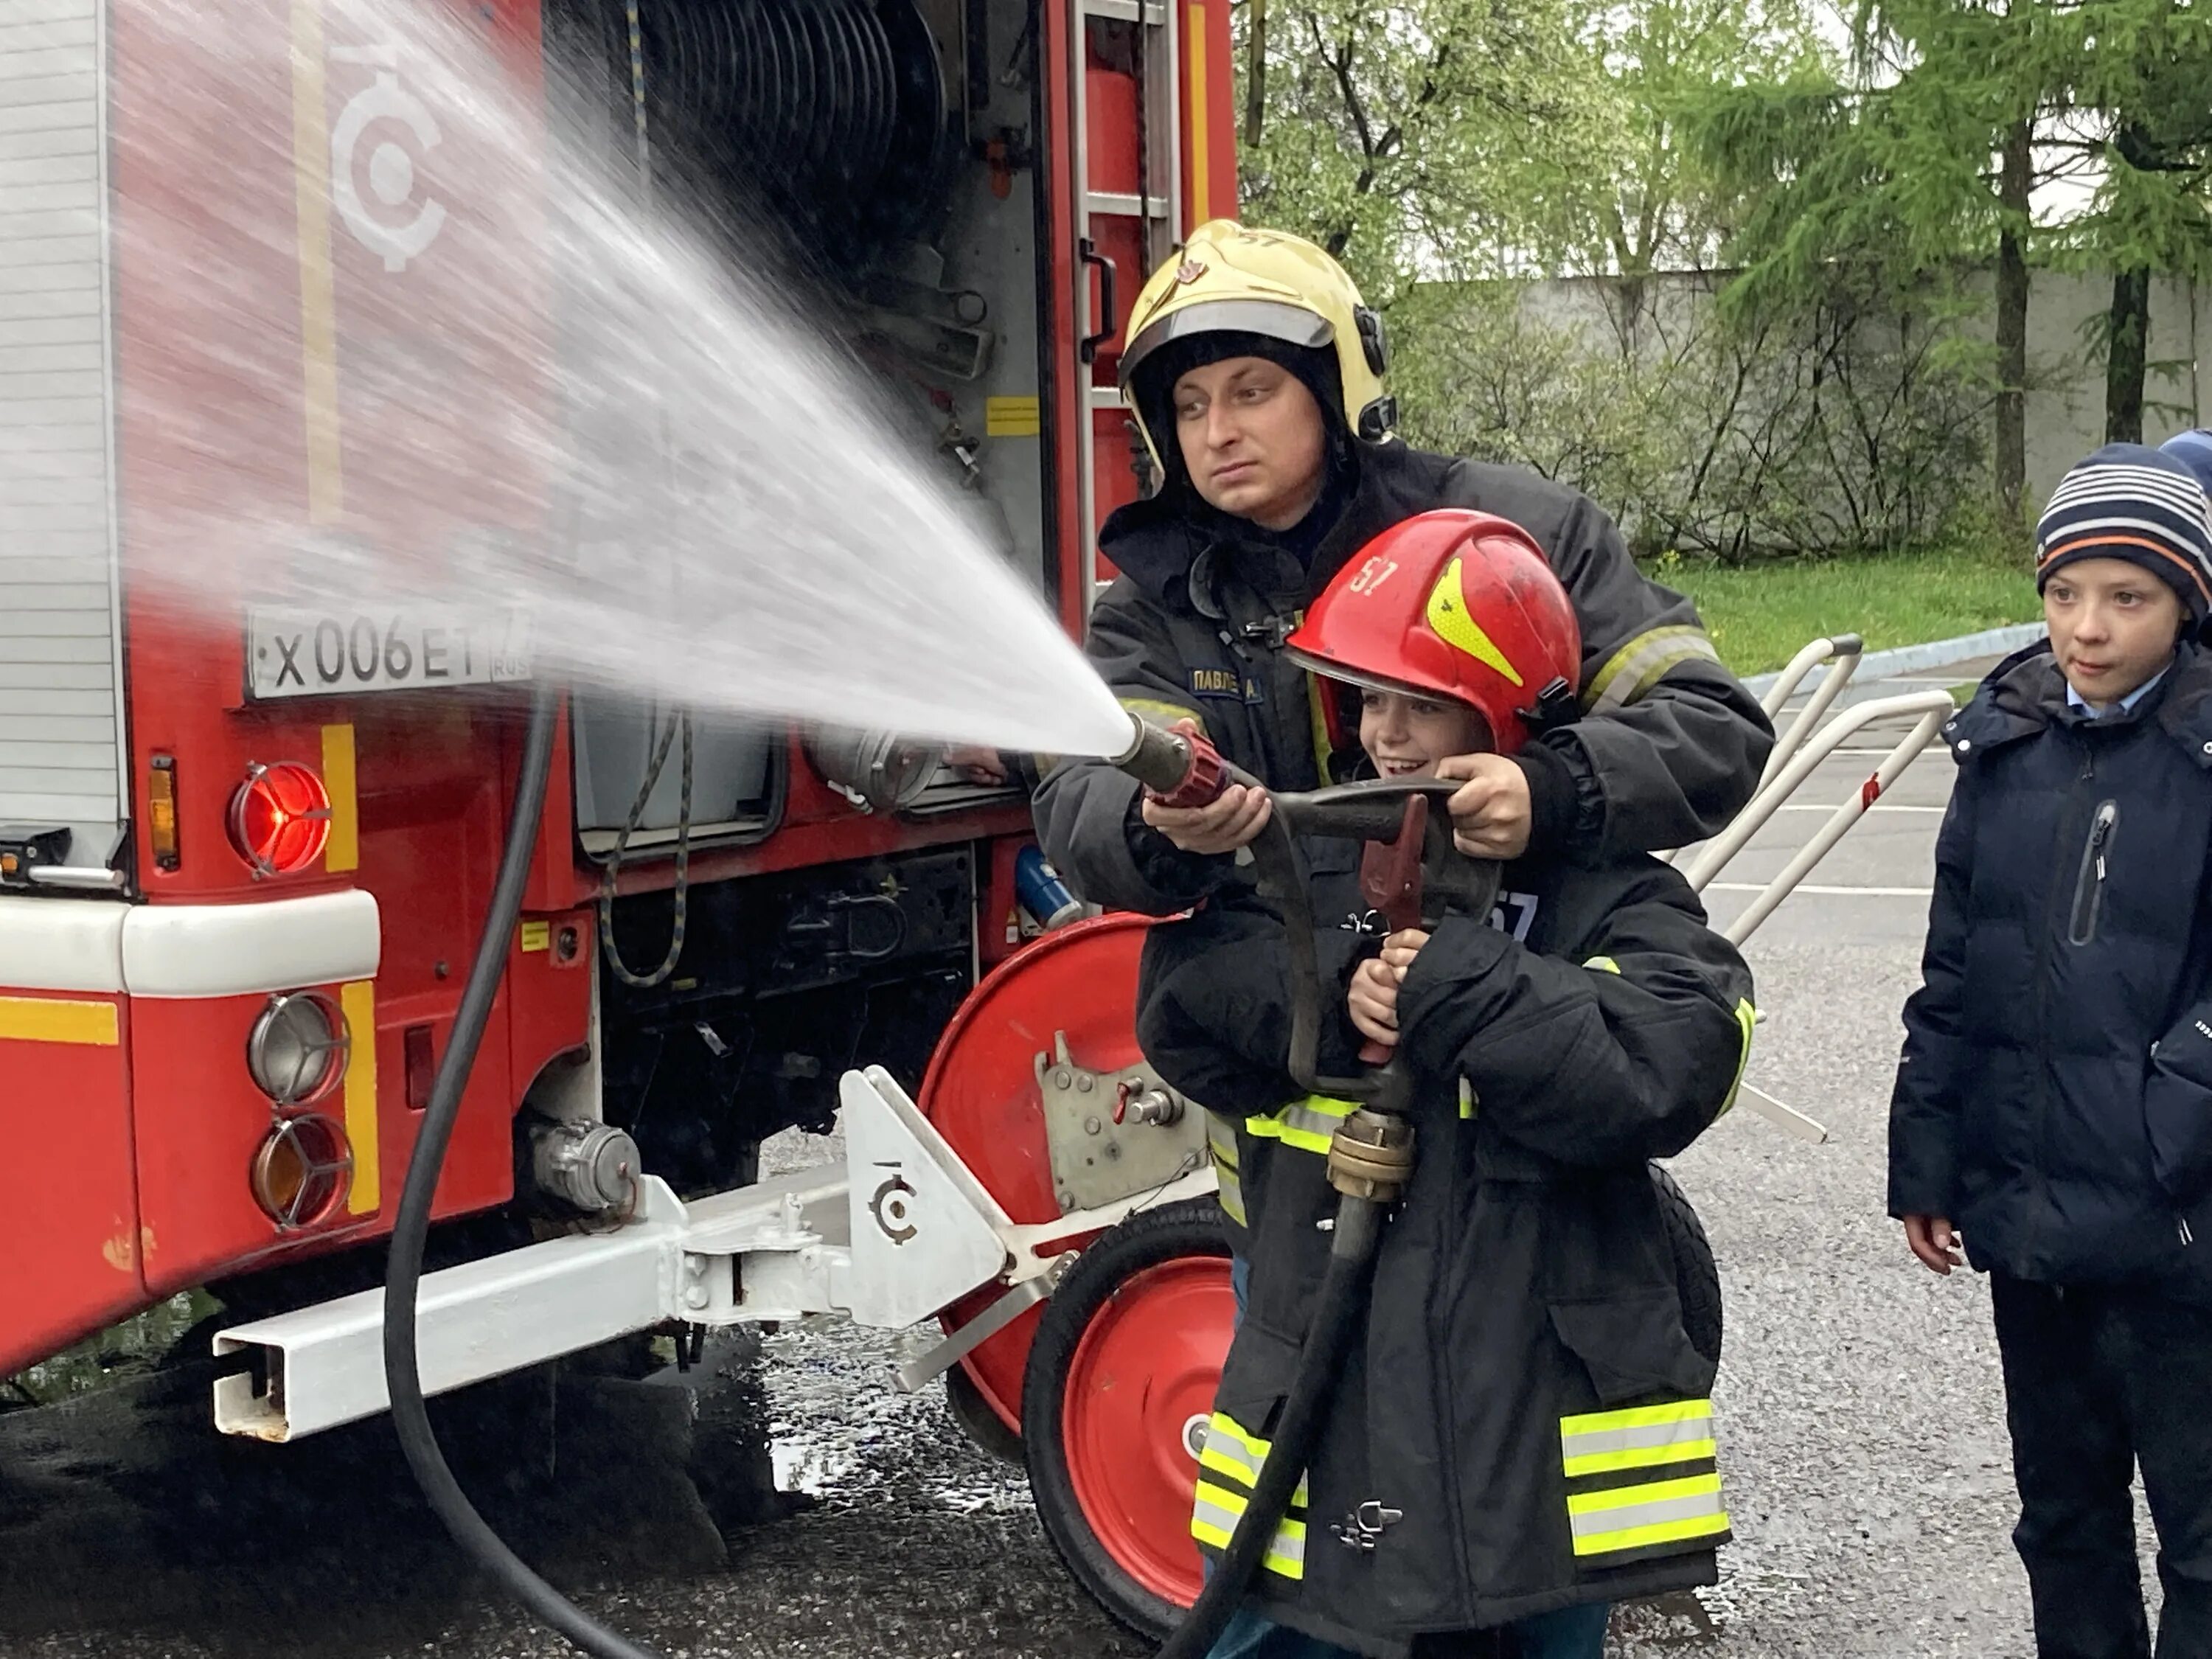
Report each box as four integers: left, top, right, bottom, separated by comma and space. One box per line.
945, 1357, 1024, 1466
1022, 1198, 1233, 1643
1652, 1164, 1722, 1364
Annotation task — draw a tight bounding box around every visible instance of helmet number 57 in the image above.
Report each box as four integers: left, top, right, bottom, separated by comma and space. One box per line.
1348, 556, 1399, 595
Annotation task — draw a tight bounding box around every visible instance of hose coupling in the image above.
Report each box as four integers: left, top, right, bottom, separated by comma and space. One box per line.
1327, 1109, 1415, 1203
1112, 712, 1231, 808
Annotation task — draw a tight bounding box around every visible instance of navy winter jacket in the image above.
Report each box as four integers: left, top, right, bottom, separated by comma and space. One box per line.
1888, 640, 2212, 1292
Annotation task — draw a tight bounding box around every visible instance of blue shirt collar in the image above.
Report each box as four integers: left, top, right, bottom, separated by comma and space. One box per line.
2066, 664, 2171, 717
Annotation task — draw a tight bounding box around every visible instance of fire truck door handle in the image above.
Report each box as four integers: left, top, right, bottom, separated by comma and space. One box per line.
1079, 239, 1118, 364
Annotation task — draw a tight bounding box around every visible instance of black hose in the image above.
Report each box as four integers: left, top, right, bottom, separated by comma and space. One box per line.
382, 686, 668, 1659
1156, 1194, 1388, 1659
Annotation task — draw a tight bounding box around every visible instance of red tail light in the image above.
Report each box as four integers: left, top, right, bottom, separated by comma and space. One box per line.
227, 761, 333, 877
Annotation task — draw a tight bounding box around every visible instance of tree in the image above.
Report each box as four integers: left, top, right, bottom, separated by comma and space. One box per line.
2057, 11, 2212, 442
1529, 0, 1829, 284
1695, 0, 2212, 507
1231, 0, 1610, 295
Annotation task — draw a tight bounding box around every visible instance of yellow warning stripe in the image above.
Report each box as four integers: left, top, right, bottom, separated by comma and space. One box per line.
321, 723, 358, 874
291, 0, 344, 524
0, 995, 119, 1046
339, 980, 379, 1214
1185, 1, 1211, 225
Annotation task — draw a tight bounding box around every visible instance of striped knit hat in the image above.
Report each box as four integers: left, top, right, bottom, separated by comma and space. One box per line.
2160, 428, 2212, 498
2037, 442, 2212, 623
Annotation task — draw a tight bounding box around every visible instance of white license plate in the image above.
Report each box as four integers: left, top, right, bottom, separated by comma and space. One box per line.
245, 607, 534, 701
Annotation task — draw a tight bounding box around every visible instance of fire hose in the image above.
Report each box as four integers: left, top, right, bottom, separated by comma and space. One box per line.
1113, 714, 1498, 1659
381, 703, 1484, 1659
383, 685, 667, 1659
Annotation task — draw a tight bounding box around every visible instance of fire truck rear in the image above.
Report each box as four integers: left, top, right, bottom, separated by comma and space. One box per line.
0, 0, 1234, 1636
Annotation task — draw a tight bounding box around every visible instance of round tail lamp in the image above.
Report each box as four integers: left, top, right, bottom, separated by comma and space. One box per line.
250, 1113, 353, 1230
227, 761, 332, 877
247, 992, 350, 1107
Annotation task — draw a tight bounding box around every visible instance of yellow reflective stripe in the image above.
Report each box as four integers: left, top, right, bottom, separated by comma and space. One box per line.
1568, 1471, 1722, 1518
1458, 1078, 1476, 1120
1205, 1110, 1239, 1169
1719, 998, 1756, 1119
1245, 1094, 1357, 1155
1214, 1161, 1247, 1226
1304, 666, 1335, 783
1203, 1415, 1310, 1506
1585, 626, 1722, 714
1190, 1480, 1310, 1579
1571, 1509, 1731, 1558
1565, 1437, 1717, 1478
1208, 1412, 1270, 1462
1119, 695, 1208, 737
1560, 1398, 1712, 1439
1585, 955, 1621, 975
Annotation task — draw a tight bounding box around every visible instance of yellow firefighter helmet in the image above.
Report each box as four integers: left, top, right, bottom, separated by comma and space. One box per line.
1117, 220, 1396, 474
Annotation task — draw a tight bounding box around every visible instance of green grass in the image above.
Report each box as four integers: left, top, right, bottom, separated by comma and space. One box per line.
1649, 540, 2040, 677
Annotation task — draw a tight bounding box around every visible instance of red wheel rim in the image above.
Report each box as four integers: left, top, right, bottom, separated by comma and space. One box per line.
1060, 1256, 1235, 1609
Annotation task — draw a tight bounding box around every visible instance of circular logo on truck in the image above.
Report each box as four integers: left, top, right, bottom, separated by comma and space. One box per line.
330, 52, 448, 273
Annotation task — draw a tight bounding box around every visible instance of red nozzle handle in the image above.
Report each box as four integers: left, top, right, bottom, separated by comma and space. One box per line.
1146, 720, 1231, 810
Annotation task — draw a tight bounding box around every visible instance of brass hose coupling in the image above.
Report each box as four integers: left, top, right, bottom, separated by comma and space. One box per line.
1326, 1110, 1415, 1203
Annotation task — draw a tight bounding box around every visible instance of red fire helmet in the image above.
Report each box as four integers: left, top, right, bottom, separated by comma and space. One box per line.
1285, 509, 1582, 757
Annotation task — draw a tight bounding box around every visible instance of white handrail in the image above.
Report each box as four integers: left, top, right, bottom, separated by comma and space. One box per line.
1722, 698, 1952, 946
1680, 688, 1956, 894
1758, 634, 1864, 792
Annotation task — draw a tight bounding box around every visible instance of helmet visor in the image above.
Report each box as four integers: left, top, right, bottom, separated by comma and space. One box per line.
1284, 645, 1464, 709
1119, 299, 1337, 392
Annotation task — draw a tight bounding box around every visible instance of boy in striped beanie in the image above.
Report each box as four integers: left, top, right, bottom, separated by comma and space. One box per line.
2035, 442, 2212, 704
1891, 441, 2212, 1653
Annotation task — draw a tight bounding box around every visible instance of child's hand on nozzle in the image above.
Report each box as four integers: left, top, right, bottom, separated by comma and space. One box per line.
1142, 782, 1272, 855
1349, 929, 1431, 1049
1903, 1214, 1964, 1276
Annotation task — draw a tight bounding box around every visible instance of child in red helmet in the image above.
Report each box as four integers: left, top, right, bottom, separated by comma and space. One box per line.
1136, 511, 1755, 1659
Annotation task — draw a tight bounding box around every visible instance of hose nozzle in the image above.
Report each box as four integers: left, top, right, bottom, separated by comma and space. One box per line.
1112, 712, 1231, 809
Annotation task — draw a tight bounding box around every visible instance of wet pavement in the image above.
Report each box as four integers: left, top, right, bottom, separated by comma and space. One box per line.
1, 646, 2174, 1659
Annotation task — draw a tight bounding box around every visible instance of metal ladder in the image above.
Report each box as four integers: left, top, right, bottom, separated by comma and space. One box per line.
1068, 0, 1183, 610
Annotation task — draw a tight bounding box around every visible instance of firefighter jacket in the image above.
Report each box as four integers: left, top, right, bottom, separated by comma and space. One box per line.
1033, 440, 1774, 917
1889, 640, 2212, 1296
1134, 846, 1756, 1656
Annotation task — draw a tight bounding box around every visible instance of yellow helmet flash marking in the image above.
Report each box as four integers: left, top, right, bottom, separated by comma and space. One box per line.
1425, 557, 1523, 686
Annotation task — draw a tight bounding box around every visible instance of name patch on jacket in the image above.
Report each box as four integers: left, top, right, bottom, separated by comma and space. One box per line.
1190, 667, 1263, 704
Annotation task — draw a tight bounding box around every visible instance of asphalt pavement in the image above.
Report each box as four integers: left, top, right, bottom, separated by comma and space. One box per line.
0, 650, 2174, 1659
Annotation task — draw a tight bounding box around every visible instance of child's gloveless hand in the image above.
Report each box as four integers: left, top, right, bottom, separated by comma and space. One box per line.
1349, 929, 1431, 1048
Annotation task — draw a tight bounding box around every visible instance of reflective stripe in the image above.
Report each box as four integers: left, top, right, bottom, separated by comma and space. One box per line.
1560, 1400, 1728, 1557
1568, 1473, 1730, 1558
1458, 1077, 1476, 1120
1585, 626, 1722, 714
1245, 1093, 1357, 1155
1585, 955, 1621, 975
1206, 1113, 1245, 1225
1568, 1471, 1722, 1518
1719, 998, 1756, 1119
1205, 1111, 1240, 1169
1214, 1160, 1247, 1226
1566, 1442, 1717, 1478
1119, 695, 1208, 737
1304, 667, 1335, 783
1561, 1398, 1713, 1444
1199, 1414, 1310, 1506
1191, 1480, 1308, 1579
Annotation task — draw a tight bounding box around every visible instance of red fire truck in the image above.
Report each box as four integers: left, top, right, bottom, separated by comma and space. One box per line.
0, 0, 1235, 1636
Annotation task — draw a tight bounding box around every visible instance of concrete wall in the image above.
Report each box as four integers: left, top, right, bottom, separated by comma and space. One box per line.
1510, 268, 2212, 512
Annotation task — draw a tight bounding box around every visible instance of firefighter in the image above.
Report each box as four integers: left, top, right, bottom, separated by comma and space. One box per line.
1136, 513, 1752, 1658
1032, 220, 1773, 917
